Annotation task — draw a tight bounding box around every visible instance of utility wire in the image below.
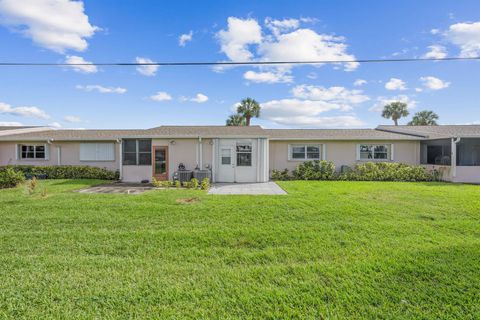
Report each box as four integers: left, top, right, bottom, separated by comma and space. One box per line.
0, 56, 479, 67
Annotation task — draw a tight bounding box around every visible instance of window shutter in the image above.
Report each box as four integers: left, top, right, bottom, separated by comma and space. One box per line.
390, 144, 394, 161
15, 144, 19, 160
287, 144, 291, 161
44, 144, 50, 161
356, 144, 360, 161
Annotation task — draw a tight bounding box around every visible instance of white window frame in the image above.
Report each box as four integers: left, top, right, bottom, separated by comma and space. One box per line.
80, 143, 115, 161
18, 144, 49, 161
288, 144, 322, 161
236, 142, 252, 167
356, 144, 394, 161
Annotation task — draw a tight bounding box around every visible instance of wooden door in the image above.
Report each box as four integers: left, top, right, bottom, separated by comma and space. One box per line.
153, 146, 168, 180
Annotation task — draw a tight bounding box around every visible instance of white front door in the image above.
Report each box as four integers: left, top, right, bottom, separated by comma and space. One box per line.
216, 139, 257, 183
217, 145, 235, 182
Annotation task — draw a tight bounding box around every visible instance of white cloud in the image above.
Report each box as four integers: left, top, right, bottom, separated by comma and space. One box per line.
179, 31, 193, 47
419, 76, 450, 90
415, 88, 423, 92
215, 16, 358, 82
216, 17, 262, 61
353, 79, 367, 86
385, 78, 407, 91
76, 84, 126, 94
65, 55, 97, 73
258, 28, 358, 71
369, 95, 417, 112
291, 85, 369, 110
149, 91, 172, 102
0, 121, 23, 126
190, 93, 209, 103
264, 17, 299, 36
243, 70, 293, 83
430, 28, 440, 35
0, 102, 50, 119
445, 22, 480, 57
64, 115, 81, 123
135, 57, 158, 76
261, 98, 363, 127
48, 122, 62, 128
307, 72, 317, 79
0, 0, 98, 53
423, 45, 447, 59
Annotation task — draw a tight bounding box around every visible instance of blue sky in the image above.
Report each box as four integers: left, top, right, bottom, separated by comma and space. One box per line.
0, 0, 479, 129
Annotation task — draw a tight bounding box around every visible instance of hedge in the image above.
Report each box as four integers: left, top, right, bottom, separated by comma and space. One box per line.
0, 167, 25, 189
271, 161, 436, 182
0, 165, 119, 180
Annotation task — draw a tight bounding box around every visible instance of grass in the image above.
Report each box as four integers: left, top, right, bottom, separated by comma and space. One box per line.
0, 179, 479, 319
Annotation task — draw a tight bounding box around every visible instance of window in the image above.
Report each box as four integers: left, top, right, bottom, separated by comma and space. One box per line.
19, 144, 47, 160
358, 144, 392, 161
122, 139, 151, 165
420, 140, 451, 165
80, 143, 115, 161
457, 138, 480, 166
289, 144, 321, 160
221, 148, 231, 165
236, 142, 252, 166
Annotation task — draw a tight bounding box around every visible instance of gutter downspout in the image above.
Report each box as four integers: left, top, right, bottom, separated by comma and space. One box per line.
117, 139, 123, 181
451, 137, 461, 180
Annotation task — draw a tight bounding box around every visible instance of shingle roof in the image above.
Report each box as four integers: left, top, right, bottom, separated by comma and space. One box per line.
1, 125, 478, 141
0, 126, 37, 131
0, 129, 147, 141
376, 125, 480, 139
265, 129, 424, 140
145, 125, 268, 138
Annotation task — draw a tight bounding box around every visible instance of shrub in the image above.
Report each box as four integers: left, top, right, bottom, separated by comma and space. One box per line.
271, 169, 290, 181
340, 162, 434, 182
151, 177, 161, 187
182, 181, 192, 188
0, 165, 119, 180
175, 180, 181, 188
293, 160, 336, 180
0, 167, 25, 189
26, 176, 38, 195
191, 178, 199, 189
201, 178, 210, 190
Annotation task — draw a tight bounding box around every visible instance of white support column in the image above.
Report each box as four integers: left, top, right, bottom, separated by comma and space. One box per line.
118, 139, 123, 180
57, 146, 61, 165
211, 139, 217, 183
199, 137, 203, 169
452, 137, 461, 179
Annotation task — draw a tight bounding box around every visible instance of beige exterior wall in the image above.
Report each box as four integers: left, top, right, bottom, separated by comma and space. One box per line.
0, 141, 120, 171
269, 140, 421, 173
122, 165, 151, 183
454, 167, 480, 183
152, 138, 213, 180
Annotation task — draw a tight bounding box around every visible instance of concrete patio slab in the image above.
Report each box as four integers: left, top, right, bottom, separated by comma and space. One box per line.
77, 183, 154, 194
208, 182, 287, 195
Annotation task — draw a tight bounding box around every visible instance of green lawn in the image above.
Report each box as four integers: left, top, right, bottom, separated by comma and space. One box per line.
0, 180, 479, 319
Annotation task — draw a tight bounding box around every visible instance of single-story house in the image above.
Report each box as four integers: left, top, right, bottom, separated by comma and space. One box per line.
0, 125, 479, 183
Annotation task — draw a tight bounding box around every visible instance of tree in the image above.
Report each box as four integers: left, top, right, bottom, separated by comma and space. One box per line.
408, 110, 439, 126
226, 114, 246, 126
382, 102, 409, 126
236, 97, 260, 126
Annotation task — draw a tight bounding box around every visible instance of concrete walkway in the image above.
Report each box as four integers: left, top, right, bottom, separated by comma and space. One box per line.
77, 183, 153, 194
208, 182, 287, 195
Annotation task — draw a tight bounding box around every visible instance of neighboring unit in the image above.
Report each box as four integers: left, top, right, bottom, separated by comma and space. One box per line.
0, 125, 479, 183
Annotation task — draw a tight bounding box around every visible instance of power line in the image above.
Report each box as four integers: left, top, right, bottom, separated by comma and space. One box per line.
0, 56, 479, 67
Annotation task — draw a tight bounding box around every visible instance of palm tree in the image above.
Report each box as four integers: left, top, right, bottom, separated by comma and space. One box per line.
236, 98, 260, 126
382, 102, 409, 126
226, 114, 246, 126
408, 110, 439, 126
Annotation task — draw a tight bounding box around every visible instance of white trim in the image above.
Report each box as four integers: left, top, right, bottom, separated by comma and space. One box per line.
288, 144, 322, 161
118, 140, 123, 180
356, 143, 392, 161
211, 139, 216, 183
199, 137, 203, 169
57, 146, 61, 165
